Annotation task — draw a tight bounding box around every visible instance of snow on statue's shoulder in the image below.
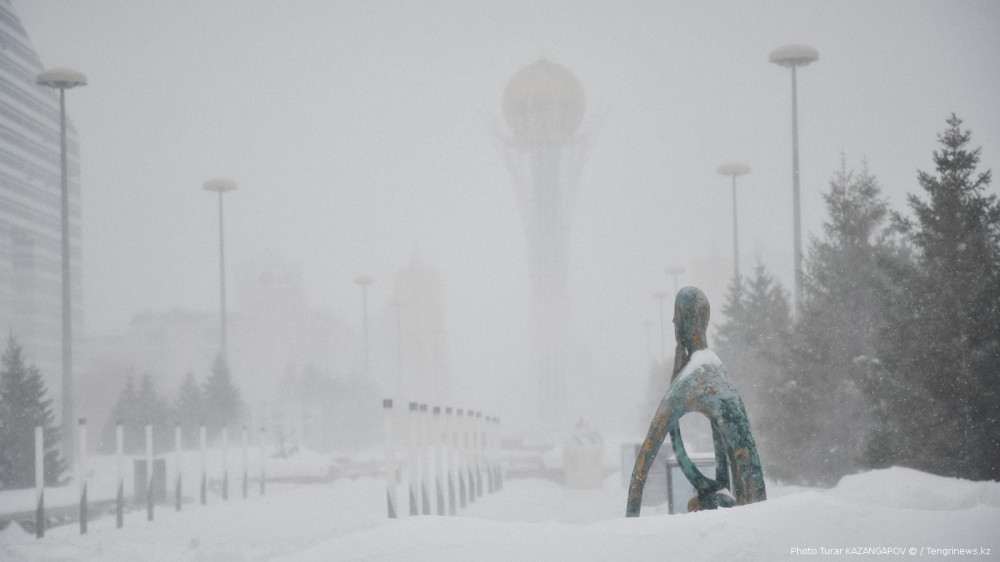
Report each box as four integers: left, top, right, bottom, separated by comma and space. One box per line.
676, 349, 723, 380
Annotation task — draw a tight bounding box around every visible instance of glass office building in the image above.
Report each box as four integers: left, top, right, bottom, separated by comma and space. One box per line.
0, 0, 83, 384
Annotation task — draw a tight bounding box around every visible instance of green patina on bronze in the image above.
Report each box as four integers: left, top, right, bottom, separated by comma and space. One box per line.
626, 287, 765, 516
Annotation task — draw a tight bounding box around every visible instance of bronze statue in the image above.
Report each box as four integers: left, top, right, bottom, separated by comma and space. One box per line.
626, 287, 765, 515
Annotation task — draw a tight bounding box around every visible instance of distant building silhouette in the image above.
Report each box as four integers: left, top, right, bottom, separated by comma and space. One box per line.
389, 261, 450, 407
81, 255, 359, 446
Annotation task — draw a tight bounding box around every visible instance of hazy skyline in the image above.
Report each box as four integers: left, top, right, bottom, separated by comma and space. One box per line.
14, 0, 1000, 426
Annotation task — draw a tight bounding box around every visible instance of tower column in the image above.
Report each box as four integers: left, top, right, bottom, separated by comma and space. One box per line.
500, 60, 587, 430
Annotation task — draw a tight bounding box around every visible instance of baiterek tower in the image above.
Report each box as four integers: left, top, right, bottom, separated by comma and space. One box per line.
500, 60, 587, 431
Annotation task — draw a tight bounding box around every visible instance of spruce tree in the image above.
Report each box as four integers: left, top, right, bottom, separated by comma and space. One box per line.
0, 333, 67, 489
805, 156, 892, 358
715, 263, 793, 482
102, 374, 143, 454
203, 354, 243, 440
717, 264, 792, 353
101, 372, 174, 454
784, 156, 899, 484
174, 371, 204, 448
137, 373, 172, 453
883, 114, 1000, 480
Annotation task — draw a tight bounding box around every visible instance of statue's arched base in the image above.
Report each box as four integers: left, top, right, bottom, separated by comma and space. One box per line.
688, 490, 736, 512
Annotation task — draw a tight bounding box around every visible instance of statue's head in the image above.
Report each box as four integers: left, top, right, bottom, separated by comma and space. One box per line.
673, 286, 710, 352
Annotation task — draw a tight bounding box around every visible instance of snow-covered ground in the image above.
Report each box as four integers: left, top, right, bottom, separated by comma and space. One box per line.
1, 451, 997, 562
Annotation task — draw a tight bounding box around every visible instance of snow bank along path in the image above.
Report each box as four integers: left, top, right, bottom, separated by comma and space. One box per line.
1, 466, 997, 561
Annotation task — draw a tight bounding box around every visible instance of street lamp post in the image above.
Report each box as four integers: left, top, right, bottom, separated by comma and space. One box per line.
716, 163, 751, 280
355, 276, 374, 379
203, 178, 238, 361
770, 44, 818, 315
641, 319, 654, 366
390, 300, 405, 398
664, 266, 684, 297
653, 291, 668, 364
37, 67, 87, 463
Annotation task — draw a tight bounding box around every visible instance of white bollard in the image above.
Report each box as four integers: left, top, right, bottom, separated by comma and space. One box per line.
456, 409, 468, 507
383, 399, 397, 518
34, 425, 44, 538
242, 425, 249, 499
199, 423, 207, 505
482, 415, 490, 493
259, 426, 266, 496
145, 423, 154, 521
408, 402, 418, 516
488, 417, 500, 491
483, 416, 498, 494
175, 423, 182, 511
433, 406, 445, 515
445, 407, 457, 515
474, 412, 484, 498
489, 416, 498, 493
419, 404, 431, 515
222, 426, 229, 501
116, 420, 124, 528
78, 418, 87, 534
463, 409, 476, 504
495, 417, 504, 490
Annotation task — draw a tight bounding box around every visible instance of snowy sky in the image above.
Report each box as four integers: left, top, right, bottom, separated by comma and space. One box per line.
13, 0, 1000, 423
